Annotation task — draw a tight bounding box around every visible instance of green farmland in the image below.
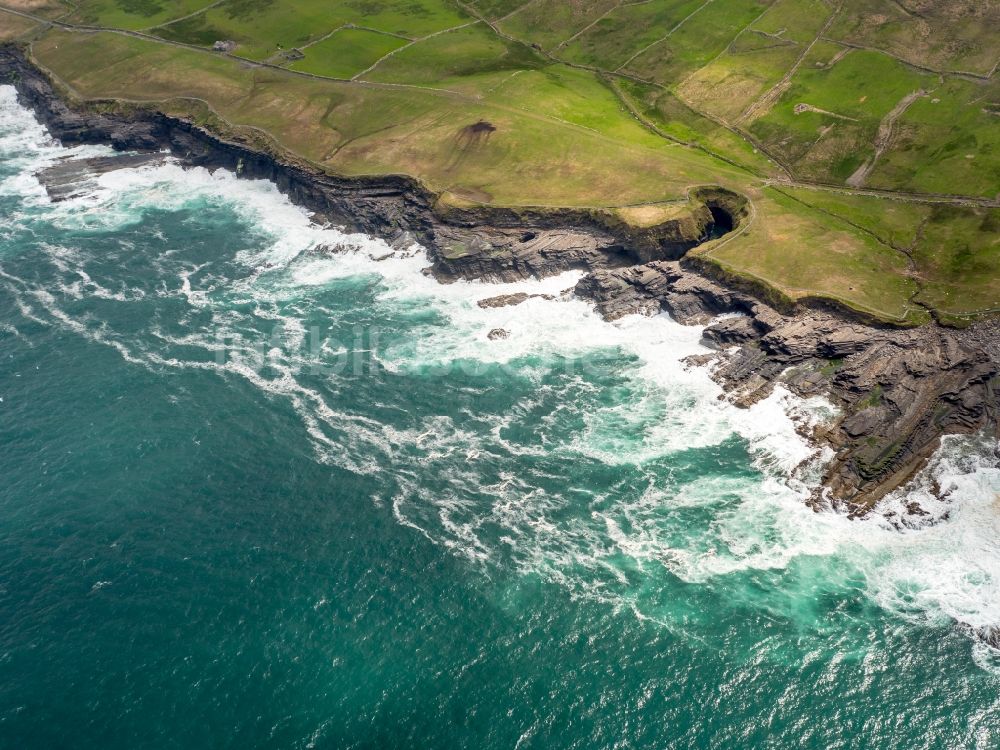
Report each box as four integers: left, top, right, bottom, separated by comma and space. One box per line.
1, 0, 998, 322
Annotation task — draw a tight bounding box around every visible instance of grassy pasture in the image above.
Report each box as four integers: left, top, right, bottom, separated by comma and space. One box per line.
700, 188, 924, 322
0, 7, 42, 38
912, 206, 1000, 316
867, 78, 1000, 198
363, 22, 543, 86
778, 186, 930, 249
152, 0, 470, 60
468, 0, 530, 21
288, 28, 408, 79
30, 30, 750, 207
496, 0, 620, 53
772, 189, 1000, 317
673, 0, 839, 119
747, 49, 933, 183
614, 78, 777, 175
621, 0, 775, 85
676, 42, 800, 121
66, 0, 217, 30
828, 0, 1000, 77
558, 0, 707, 71
482, 66, 666, 143
749, 0, 831, 44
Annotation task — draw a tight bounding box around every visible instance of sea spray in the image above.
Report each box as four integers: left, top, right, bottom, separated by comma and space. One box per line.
4, 83, 1000, 634
3, 84, 1000, 748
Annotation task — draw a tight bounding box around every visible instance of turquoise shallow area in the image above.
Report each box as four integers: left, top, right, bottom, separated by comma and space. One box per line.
1, 87, 999, 748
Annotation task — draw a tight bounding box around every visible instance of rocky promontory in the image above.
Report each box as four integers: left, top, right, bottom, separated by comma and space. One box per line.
3, 44, 998, 515
574, 262, 1000, 513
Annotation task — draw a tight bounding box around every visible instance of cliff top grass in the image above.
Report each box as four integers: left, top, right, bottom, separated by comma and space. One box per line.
0, 4, 42, 38
1, 0, 998, 323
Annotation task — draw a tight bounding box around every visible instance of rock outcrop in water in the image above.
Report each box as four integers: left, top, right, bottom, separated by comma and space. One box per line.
575, 261, 1000, 513
4, 44, 998, 515
35, 153, 167, 201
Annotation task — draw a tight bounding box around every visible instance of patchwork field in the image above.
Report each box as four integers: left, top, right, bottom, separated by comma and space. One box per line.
288, 28, 409, 80
66, 0, 219, 30
1, 0, 998, 322
828, 0, 1000, 77
151, 0, 471, 60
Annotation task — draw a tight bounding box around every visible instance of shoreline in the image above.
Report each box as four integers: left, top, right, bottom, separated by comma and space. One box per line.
3, 44, 999, 514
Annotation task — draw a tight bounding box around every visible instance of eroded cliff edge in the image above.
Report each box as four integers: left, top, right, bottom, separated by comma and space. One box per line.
4, 45, 998, 515
574, 263, 1000, 513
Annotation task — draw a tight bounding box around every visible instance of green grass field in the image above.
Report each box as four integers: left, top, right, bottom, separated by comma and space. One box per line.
559, 0, 708, 70
66, 0, 219, 30
620, 0, 774, 83
288, 28, 409, 79
750, 0, 831, 44
676, 0, 832, 121
364, 22, 542, 87
3, 0, 998, 322
699, 187, 923, 323
746, 49, 934, 182
867, 78, 1000, 198
152, 0, 470, 60
828, 0, 1000, 77
496, 0, 620, 53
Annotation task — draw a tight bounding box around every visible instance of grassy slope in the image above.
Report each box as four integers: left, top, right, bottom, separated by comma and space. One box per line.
6, 0, 999, 321
621, 0, 776, 83
30, 31, 751, 206
0, 7, 41, 38
778, 188, 1000, 318
152, 0, 470, 60
364, 22, 541, 86
288, 28, 409, 79
66, 0, 219, 30
869, 77, 1000, 197
676, 0, 831, 121
699, 187, 920, 321
828, 0, 1000, 77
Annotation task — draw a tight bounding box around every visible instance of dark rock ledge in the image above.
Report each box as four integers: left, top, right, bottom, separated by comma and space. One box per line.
575, 263, 1000, 513
4, 45, 998, 515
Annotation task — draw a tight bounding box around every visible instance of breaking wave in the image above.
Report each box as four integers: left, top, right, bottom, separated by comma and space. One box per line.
3, 84, 1000, 655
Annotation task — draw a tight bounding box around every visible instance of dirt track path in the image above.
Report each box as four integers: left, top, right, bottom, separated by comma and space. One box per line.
845, 88, 926, 188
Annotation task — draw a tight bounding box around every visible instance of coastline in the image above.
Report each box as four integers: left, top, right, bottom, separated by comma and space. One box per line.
3, 44, 998, 515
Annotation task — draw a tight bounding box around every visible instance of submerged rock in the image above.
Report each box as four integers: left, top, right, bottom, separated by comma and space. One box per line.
34, 153, 167, 201
478, 292, 530, 308
477, 292, 554, 309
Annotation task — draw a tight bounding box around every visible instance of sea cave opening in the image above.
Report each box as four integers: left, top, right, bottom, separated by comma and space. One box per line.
703, 204, 735, 241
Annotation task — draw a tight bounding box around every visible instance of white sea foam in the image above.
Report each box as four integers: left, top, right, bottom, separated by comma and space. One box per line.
0, 86, 112, 201
4, 86, 1000, 650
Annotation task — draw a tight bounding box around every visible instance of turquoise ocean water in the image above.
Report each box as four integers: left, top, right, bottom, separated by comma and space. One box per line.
2, 86, 1000, 748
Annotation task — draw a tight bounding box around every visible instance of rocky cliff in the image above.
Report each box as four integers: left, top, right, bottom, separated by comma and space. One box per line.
4, 44, 998, 515
575, 261, 1000, 513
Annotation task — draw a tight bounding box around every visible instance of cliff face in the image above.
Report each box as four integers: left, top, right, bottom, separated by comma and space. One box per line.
1, 46, 720, 281
575, 262, 1000, 513
4, 45, 998, 514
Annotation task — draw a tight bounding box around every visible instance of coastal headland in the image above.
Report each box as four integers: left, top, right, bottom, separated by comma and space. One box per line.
1, 0, 999, 512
